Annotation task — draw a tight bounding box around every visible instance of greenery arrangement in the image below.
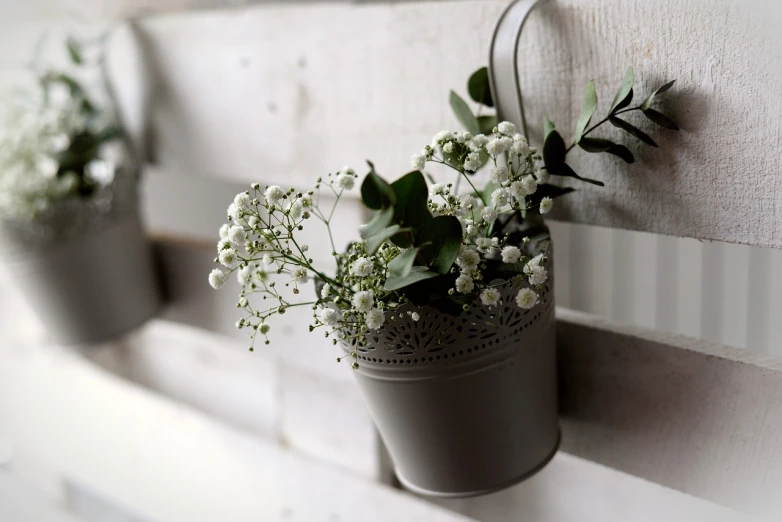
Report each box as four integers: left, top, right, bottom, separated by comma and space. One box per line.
0, 37, 123, 221
210, 67, 679, 366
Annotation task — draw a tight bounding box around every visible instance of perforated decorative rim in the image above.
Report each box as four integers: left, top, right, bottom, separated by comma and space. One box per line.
341, 258, 554, 367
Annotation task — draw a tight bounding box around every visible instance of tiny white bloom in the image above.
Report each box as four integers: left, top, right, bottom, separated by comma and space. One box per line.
489, 165, 509, 184
288, 200, 304, 220
248, 216, 260, 229
85, 160, 114, 185
501, 245, 522, 264
208, 268, 226, 289
50, 133, 70, 152
515, 288, 538, 309
264, 185, 284, 205
431, 183, 446, 196
443, 142, 454, 153
320, 283, 332, 299
455, 274, 475, 294
219, 248, 238, 267
509, 180, 526, 199
480, 288, 501, 307
511, 139, 530, 156
535, 168, 550, 185
350, 257, 373, 277
471, 134, 489, 148
219, 224, 230, 240
463, 152, 481, 171
476, 237, 494, 254
262, 254, 274, 266
227, 203, 239, 220
521, 175, 537, 196
525, 265, 548, 285
498, 121, 517, 136
227, 225, 245, 245
528, 253, 545, 268
365, 308, 386, 330
466, 224, 478, 237
336, 173, 355, 190
540, 196, 553, 214
491, 188, 510, 208
480, 208, 496, 225
234, 192, 251, 208
458, 194, 477, 212
486, 136, 512, 156
291, 266, 308, 284
411, 152, 426, 171
352, 291, 375, 313
456, 249, 480, 272
410, 312, 420, 321
318, 307, 340, 326
217, 239, 231, 252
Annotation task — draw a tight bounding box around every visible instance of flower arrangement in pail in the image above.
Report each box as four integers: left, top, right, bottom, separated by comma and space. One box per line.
210, 67, 680, 497
0, 36, 160, 345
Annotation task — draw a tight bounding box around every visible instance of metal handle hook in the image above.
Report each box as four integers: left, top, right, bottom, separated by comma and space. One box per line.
488, 0, 545, 139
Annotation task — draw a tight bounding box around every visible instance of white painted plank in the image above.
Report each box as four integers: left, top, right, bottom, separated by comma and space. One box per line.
557, 307, 782, 519
106, 0, 782, 247
0, 339, 474, 522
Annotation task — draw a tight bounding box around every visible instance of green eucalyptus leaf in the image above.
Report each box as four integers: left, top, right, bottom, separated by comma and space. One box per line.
391, 171, 431, 228
609, 116, 659, 147
575, 80, 597, 143
360, 206, 394, 239
553, 163, 605, 186
543, 116, 556, 140
449, 90, 480, 135
360, 164, 396, 210
366, 225, 413, 255
384, 266, 440, 292
642, 109, 679, 130
477, 115, 498, 135
578, 137, 635, 163
641, 80, 676, 111
543, 128, 566, 168
467, 67, 494, 107
387, 245, 427, 277
417, 215, 463, 274
609, 67, 635, 115
66, 37, 83, 64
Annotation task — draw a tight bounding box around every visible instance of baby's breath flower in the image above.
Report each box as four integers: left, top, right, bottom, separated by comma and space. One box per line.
442, 142, 454, 154
515, 288, 538, 309
463, 152, 481, 171
352, 290, 375, 313
234, 192, 251, 208
291, 266, 308, 284
288, 200, 304, 220
350, 257, 373, 277
336, 173, 355, 190
237, 265, 252, 285
411, 152, 426, 171
535, 168, 550, 185
470, 134, 489, 149
317, 306, 340, 326
458, 194, 477, 213
521, 175, 537, 196
219, 248, 238, 267
481, 207, 498, 223
219, 224, 230, 240
480, 288, 501, 307
501, 245, 521, 264
540, 196, 553, 214
262, 254, 274, 266
525, 265, 548, 286
365, 308, 385, 330
528, 253, 545, 268
491, 188, 510, 208
476, 237, 494, 254
455, 274, 474, 294
320, 283, 332, 299
466, 224, 478, 237
431, 183, 446, 196
456, 249, 480, 272
511, 138, 530, 156
264, 185, 284, 205
498, 121, 517, 136
208, 268, 226, 289
489, 165, 509, 184
227, 225, 246, 245
486, 136, 512, 156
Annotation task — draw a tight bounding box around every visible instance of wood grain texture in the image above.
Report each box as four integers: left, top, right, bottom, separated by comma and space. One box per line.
558, 307, 782, 518
107, 0, 782, 247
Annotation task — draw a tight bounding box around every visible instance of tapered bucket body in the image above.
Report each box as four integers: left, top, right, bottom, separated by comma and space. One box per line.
347, 271, 559, 497
0, 211, 161, 345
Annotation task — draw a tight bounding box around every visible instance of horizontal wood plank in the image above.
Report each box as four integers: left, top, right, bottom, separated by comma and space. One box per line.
108, 1, 782, 248
558, 308, 782, 518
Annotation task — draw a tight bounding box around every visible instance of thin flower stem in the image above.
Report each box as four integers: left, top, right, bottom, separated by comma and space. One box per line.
431, 158, 487, 207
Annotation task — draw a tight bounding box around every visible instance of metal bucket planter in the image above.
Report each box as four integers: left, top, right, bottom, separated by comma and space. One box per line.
0, 210, 161, 345
345, 261, 559, 497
